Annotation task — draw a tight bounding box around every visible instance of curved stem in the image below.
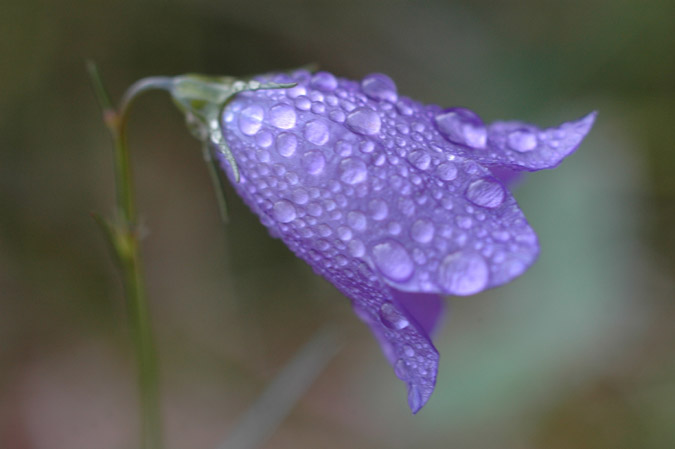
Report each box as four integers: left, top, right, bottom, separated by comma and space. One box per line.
87, 63, 169, 449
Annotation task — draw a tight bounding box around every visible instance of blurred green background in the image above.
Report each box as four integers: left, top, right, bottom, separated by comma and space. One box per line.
1, 0, 674, 448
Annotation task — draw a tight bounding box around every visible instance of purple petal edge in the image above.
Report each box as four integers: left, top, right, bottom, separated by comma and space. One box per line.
483, 111, 598, 171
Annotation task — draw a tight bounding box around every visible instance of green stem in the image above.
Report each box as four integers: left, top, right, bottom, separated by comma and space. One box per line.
87, 62, 172, 449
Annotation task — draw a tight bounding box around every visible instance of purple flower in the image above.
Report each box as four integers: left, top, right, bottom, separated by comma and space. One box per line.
217, 70, 596, 413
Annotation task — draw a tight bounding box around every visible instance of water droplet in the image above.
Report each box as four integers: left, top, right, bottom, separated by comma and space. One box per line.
368, 199, 389, 220
337, 226, 353, 241
388, 222, 402, 235
276, 132, 297, 157
295, 96, 312, 111
438, 251, 489, 295
407, 149, 431, 170
272, 200, 296, 223
394, 359, 409, 380
336, 141, 353, 157
339, 157, 368, 185
302, 150, 326, 175
380, 302, 410, 330
465, 177, 505, 208
403, 345, 415, 357
291, 187, 308, 204
371, 240, 414, 282
456, 216, 472, 229
411, 219, 435, 243
329, 109, 345, 123
345, 107, 381, 135
361, 73, 398, 103
408, 384, 423, 413
348, 239, 365, 257
255, 131, 273, 148
238, 105, 264, 136
269, 104, 296, 129
507, 128, 538, 152
307, 202, 323, 217
310, 71, 338, 91
436, 162, 458, 181
304, 119, 330, 145
434, 107, 487, 149
347, 211, 367, 231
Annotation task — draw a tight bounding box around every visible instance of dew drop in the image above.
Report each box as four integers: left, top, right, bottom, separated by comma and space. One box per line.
238, 105, 264, 136
434, 107, 487, 149
407, 149, 431, 170
371, 240, 414, 282
345, 107, 381, 135
294, 96, 311, 111
304, 119, 330, 145
347, 211, 367, 231
403, 345, 415, 357
307, 202, 323, 217
276, 132, 297, 157
361, 73, 398, 103
465, 177, 505, 208
394, 359, 409, 380
436, 162, 458, 181
269, 104, 296, 129
380, 303, 410, 331
507, 128, 538, 152
272, 200, 296, 223
348, 239, 365, 257
291, 187, 308, 204
408, 385, 423, 413
368, 199, 389, 220
255, 131, 273, 148
310, 71, 338, 91
411, 219, 435, 243
337, 226, 353, 241
302, 150, 326, 175
339, 157, 368, 185
438, 250, 489, 295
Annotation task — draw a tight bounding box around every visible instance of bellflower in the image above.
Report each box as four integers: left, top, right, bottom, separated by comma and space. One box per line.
215, 70, 595, 413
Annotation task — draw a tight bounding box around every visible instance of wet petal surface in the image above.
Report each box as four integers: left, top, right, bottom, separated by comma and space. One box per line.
218, 70, 594, 412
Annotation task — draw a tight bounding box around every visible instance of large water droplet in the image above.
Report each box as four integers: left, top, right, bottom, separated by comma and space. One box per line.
276, 132, 297, 157
302, 150, 326, 175
272, 200, 297, 223
238, 105, 264, 136
269, 104, 296, 129
403, 345, 415, 357
304, 119, 330, 145
371, 240, 414, 282
380, 302, 410, 330
434, 108, 487, 149
339, 157, 368, 185
345, 107, 381, 135
438, 250, 489, 295
310, 71, 338, 91
465, 177, 505, 208
407, 149, 431, 170
361, 73, 398, 103
507, 128, 538, 152
411, 219, 435, 243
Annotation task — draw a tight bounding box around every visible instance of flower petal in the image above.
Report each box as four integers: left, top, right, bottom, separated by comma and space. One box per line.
481, 111, 597, 171
217, 70, 593, 412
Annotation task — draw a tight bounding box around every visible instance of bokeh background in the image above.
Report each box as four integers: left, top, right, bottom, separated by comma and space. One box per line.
1, 0, 674, 448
